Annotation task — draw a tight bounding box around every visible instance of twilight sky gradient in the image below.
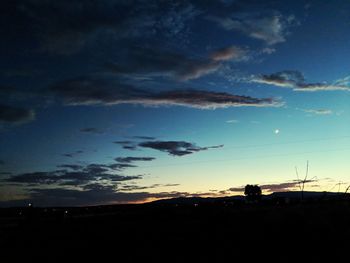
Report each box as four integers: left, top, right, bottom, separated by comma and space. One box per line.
1, 0, 350, 206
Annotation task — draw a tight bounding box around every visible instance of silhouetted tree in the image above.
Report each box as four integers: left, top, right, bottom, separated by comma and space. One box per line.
244, 185, 262, 202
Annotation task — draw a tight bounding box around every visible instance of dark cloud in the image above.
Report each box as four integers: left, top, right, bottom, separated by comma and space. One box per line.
107, 47, 221, 81
4, 162, 142, 187
0, 104, 35, 124
84, 164, 110, 174
51, 78, 280, 108
209, 12, 295, 45
228, 179, 318, 193
113, 141, 138, 151
119, 183, 179, 192
253, 70, 350, 91
57, 164, 84, 171
80, 127, 105, 134
0, 160, 4, 165
105, 45, 245, 83
114, 157, 156, 163
4, 171, 68, 185
260, 180, 317, 192
62, 150, 84, 158
84, 163, 138, 173
122, 145, 138, 150
108, 163, 137, 171
227, 186, 245, 192
151, 90, 279, 109
118, 185, 158, 191
138, 140, 223, 156
253, 70, 304, 87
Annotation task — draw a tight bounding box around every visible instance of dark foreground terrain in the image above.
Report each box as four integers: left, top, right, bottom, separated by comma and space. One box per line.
1, 198, 350, 261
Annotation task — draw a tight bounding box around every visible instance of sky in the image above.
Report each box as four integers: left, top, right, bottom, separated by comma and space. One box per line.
1, 0, 350, 206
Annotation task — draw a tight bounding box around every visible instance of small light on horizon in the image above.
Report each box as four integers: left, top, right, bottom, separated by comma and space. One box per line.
274, 129, 280, 134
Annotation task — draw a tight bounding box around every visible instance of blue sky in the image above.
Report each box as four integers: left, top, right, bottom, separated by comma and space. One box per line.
0, 0, 350, 206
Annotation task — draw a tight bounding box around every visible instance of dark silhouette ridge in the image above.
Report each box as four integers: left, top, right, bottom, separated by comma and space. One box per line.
1, 196, 350, 262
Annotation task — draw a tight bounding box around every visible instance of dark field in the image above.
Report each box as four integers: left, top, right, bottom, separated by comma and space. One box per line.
1, 200, 350, 261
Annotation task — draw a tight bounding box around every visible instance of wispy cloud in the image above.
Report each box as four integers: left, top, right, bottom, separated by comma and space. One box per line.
261, 47, 276, 54
138, 140, 223, 156
252, 70, 350, 91
226, 119, 239, 124
208, 12, 295, 45
114, 157, 156, 163
301, 109, 333, 115
107, 47, 221, 81
62, 150, 84, 158
119, 183, 180, 192
51, 78, 281, 109
335, 75, 350, 86
56, 164, 84, 171
210, 46, 249, 61
79, 127, 105, 134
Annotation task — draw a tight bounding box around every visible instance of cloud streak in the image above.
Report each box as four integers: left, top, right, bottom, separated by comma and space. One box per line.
210, 46, 248, 61
107, 47, 221, 81
114, 157, 156, 163
80, 127, 105, 134
252, 70, 350, 91
51, 78, 281, 109
302, 109, 333, 115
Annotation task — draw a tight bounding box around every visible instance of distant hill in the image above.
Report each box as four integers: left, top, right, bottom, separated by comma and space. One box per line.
150, 191, 346, 205
150, 195, 245, 205
267, 191, 342, 199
